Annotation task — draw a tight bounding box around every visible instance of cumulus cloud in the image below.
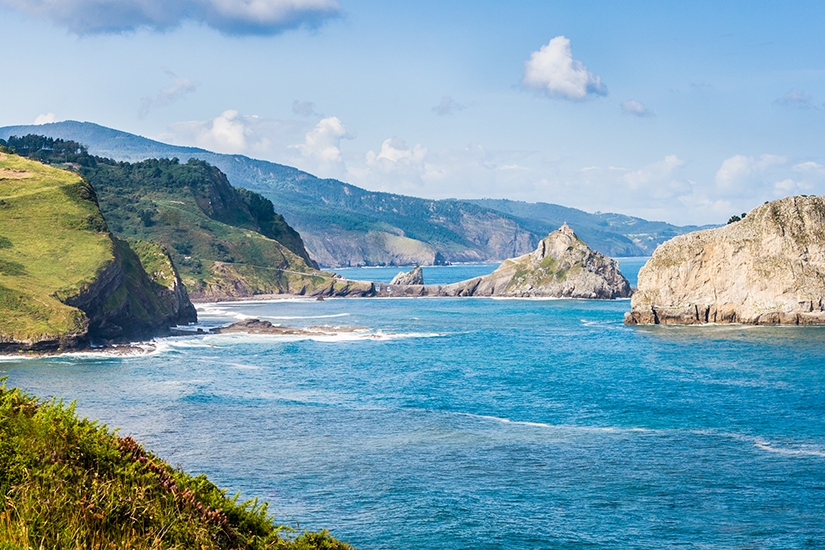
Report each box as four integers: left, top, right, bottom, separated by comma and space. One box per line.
163, 109, 309, 156
292, 100, 318, 117
33, 113, 56, 125
774, 88, 818, 110
793, 161, 825, 176
293, 116, 354, 176
620, 99, 653, 117
620, 155, 689, 199
522, 36, 606, 101
366, 137, 427, 165
161, 109, 356, 177
715, 154, 786, 196
0, 0, 341, 35
139, 68, 199, 118
433, 96, 467, 116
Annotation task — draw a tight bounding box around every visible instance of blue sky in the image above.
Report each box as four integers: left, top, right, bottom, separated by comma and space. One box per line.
1, 0, 823, 225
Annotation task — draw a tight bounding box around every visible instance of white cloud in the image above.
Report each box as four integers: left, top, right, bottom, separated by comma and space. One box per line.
774, 178, 798, 193
775, 88, 818, 110
33, 113, 56, 125
139, 68, 199, 118
620, 99, 653, 117
0, 0, 340, 35
522, 36, 606, 101
293, 116, 354, 176
715, 154, 787, 196
163, 109, 294, 155
793, 161, 825, 176
433, 96, 467, 116
367, 137, 427, 165
292, 100, 318, 117
620, 155, 688, 198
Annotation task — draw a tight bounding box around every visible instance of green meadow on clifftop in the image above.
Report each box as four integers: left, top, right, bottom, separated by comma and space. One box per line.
0, 151, 113, 343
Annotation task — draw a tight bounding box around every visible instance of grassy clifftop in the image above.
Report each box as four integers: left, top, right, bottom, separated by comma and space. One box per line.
0, 381, 353, 549
1, 136, 353, 300
0, 151, 112, 344
0, 152, 195, 350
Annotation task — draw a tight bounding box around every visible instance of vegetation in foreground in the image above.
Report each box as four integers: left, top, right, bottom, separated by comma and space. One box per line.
0, 380, 353, 550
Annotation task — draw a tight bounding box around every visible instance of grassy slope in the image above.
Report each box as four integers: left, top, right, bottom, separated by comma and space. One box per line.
81, 157, 332, 297
0, 152, 110, 341
0, 381, 353, 549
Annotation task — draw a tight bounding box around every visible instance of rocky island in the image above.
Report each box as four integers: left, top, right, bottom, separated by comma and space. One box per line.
626, 195, 825, 325
368, 224, 631, 299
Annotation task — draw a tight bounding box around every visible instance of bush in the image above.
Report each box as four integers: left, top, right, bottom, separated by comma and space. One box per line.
0, 379, 354, 550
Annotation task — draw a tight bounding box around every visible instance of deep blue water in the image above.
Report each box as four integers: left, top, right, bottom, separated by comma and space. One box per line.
2, 258, 823, 549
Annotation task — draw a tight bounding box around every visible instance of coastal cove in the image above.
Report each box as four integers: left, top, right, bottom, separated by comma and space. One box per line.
2, 260, 824, 548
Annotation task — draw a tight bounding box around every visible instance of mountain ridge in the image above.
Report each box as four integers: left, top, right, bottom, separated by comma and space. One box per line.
0, 121, 713, 266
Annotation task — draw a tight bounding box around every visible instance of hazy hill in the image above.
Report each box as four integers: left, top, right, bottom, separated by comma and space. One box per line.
0, 121, 709, 265
466, 199, 712, 256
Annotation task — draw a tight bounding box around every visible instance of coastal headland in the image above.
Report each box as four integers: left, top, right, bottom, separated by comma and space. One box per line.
626, 195, 825, 325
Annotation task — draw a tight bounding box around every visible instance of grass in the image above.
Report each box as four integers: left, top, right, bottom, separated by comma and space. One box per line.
0, 379, 354, 550
0, 153, 112, 341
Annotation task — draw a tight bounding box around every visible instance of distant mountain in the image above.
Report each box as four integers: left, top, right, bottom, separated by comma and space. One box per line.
0, 121, 710, 266
465, 199, 713, 256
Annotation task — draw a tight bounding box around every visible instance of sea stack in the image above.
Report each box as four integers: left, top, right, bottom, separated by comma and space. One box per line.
626, 195, 825, 325
436, 224, 632, 299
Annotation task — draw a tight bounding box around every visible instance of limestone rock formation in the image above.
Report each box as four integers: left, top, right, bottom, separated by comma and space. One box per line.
364, 226, 631, 299
626, 195, 825, 325
430, 225, 630, 298
390, 266, 424, 286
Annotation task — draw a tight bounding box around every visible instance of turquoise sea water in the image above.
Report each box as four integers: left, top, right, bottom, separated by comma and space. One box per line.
2, 259, 824, 549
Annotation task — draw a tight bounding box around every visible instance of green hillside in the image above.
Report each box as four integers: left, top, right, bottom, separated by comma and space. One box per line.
0, 381, 353, 549
0, 121, 710, 264
0, 151, 195, 349
0, 135, 350, 300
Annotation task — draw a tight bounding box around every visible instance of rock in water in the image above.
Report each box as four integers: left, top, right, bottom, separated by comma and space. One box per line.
626, 195, 825, 325
391, 266, 424, 285
436, 225, 631, 299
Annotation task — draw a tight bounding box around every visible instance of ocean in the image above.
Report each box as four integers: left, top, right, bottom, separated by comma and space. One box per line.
2, 259, 823, 549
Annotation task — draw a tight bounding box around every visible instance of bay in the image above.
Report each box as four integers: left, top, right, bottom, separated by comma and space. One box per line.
1, 259, 823, 549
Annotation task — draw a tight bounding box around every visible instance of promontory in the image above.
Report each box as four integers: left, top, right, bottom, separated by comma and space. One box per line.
626, 195, 825, 325
369, 224, 632, 299
0, 151, 195, 351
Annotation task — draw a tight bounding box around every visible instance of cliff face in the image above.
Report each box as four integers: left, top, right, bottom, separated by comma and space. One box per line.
0, 152, 196, 352
626, 195, 825, 325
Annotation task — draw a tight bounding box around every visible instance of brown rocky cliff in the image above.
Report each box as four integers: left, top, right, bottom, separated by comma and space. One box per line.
626, 195, 825, 325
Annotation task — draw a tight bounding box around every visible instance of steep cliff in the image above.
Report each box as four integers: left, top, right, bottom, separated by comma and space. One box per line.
0, 152, 195, 351
626, 195, 825, 325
